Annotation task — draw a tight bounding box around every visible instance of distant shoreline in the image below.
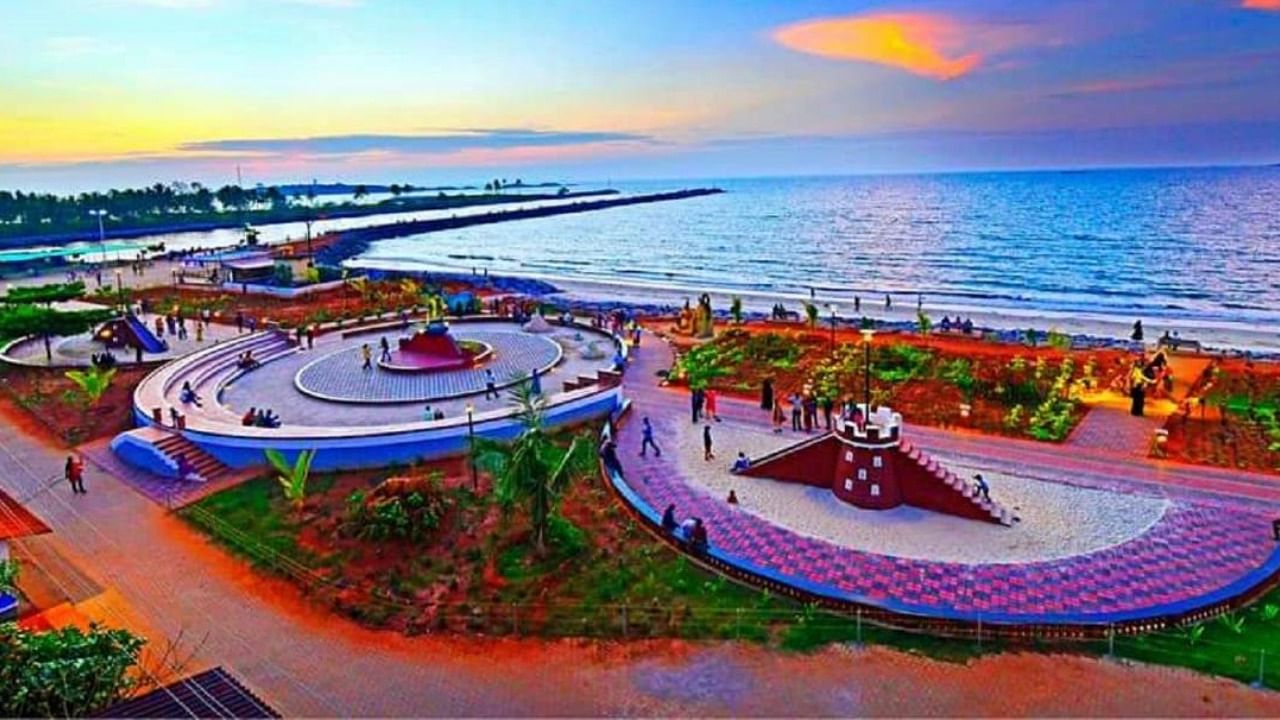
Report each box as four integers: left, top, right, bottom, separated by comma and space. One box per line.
0, 189, 617, 250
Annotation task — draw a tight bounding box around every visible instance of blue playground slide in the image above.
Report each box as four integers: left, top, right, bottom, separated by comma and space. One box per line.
126, 313, 169, 354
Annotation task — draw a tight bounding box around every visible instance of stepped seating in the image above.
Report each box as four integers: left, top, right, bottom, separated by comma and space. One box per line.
152, 432, 232, 483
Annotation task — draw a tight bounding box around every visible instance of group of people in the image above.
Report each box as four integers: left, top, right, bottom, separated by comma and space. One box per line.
90, 350, 117, 368
661, 504, 709, 551
241, 406, 281, 428
422, 404, 447, 421
938, 316, 976, 334
236, 349, 260, 370
1127, 348, 1173, 417
293, 324, 317, 350
689, 387, 721, 423
234, 311, 258, 334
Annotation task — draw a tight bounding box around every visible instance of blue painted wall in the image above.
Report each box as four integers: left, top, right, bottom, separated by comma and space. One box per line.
180, 388, 622, 471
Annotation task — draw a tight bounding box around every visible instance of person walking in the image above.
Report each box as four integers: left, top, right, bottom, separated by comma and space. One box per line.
640, 417, 661, 457
703, 424, 715, 461
854, 296, 861, 313
1131, 319, 1145, 342
821, 396, 834, 430
691, 387, 704, 423
705, 388, 720, 422
65, 454, 86, 495
484, 369, 498, 399
379, 336, 392, 363
235, 311, 245, 333
772, 400, 785, 433
530, 367, 542, 395
790, 393, 802, 431
361, 343, 373, 370
306, 325, 315, 349
760, 378, 774, 411
885, 294, 892, 311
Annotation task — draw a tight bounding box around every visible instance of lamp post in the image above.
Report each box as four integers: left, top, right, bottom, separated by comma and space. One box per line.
466, 403, 477, 491
860, 328, 875, 412
826, 304, 839, 354
89, 209, 108, 264
114, 269, 124, 312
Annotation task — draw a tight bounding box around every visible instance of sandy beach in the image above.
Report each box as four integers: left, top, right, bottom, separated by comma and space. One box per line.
540, 274, 1280, 355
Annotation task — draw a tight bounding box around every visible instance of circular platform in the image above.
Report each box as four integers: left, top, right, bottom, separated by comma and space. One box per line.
293, 329, 563, 403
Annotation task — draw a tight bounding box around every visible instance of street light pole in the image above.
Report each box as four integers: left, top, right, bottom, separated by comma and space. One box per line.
826, 304, 839, 354
466, 403, 477, 491
114, 269, 124, 312
860, 328, 875, 411
90, 209, 107, 265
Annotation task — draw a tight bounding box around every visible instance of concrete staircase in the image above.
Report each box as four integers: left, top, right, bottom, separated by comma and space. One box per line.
898, 439, 1015, 526
152, 432, 232, 483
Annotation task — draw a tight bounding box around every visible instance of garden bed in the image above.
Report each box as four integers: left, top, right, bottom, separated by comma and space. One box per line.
670, 324, 1131, 442
99, 277, 493, 332
0, 364, 150, 445
1159, 358, 1280, 474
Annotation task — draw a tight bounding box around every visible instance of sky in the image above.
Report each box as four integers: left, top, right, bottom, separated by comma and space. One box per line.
2, 0, 1279, 191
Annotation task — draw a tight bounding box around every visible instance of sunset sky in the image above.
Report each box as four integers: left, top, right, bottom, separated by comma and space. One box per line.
3, 0, 1279, 191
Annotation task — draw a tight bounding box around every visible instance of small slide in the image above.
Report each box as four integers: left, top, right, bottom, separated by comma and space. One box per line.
125, 313, 169, 354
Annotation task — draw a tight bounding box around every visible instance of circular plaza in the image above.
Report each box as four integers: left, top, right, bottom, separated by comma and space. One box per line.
602, 335, 1280, 633
112, 315, 626, 474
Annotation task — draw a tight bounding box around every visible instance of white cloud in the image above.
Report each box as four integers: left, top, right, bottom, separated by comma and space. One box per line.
45, 35, 111, 58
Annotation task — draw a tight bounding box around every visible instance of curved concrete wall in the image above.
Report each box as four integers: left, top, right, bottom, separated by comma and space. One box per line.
176, 384, 623, 471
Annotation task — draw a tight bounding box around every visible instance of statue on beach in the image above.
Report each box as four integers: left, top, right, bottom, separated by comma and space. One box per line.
695, 293, 714, 339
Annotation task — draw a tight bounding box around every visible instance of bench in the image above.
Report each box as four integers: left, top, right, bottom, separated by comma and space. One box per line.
1158, 336, 1203, 354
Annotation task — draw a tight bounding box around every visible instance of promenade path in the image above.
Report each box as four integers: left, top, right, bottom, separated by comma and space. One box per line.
1, 331, 1279, 714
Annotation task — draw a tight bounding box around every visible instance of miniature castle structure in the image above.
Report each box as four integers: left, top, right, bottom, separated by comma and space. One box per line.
736, 405, 1013, 525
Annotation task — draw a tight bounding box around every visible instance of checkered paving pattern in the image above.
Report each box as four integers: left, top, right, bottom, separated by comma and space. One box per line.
294, 330, 561, 403
616, 336, 1280, 623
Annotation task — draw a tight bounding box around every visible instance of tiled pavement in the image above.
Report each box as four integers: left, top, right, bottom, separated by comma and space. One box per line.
1066, 407, 1162, 457
221, 323, 615, 425
295, 330, 562, 403
614, 334, 1280, 624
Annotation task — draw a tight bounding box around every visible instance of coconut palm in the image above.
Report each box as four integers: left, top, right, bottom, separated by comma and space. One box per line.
472, 381, 592, 556
265, 448, 315, 511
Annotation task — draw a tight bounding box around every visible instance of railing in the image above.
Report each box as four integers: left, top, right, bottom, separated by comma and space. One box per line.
176, 495, 1278, 689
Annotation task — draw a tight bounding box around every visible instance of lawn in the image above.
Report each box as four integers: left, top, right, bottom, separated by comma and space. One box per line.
178, 456, 1280, 690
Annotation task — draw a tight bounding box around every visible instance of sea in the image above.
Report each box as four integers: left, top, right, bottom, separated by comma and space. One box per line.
348, 167, 1280, 329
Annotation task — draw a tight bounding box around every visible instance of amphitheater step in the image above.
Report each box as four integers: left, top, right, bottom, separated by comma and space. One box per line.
151, 432, 231, 483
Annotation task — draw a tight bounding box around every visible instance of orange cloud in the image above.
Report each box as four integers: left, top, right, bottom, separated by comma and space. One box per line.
772, 13, 984, 80
1242, 0, 1280, 10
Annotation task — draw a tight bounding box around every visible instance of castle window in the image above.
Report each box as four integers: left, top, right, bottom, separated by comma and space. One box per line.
873, 455, 883, 468
845, 451, 853, 462
857, 469, 867, 481
870, 484, 881, 497
844, 478, 853, 491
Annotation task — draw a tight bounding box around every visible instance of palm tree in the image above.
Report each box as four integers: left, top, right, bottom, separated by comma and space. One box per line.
265, 448, 315, 512
0, 558, 19, 599
730, 296, 743, 325
804, 302, 819, 329
472, 381, 591, 556
65, 366, 116, 419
